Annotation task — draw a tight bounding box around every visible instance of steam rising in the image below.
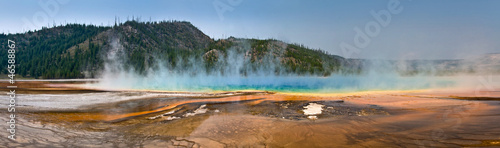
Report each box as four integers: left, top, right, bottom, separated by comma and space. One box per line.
93, 39, 500, 93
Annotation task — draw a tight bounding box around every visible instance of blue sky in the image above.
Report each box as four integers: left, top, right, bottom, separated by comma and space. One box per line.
1, 0, 499, 59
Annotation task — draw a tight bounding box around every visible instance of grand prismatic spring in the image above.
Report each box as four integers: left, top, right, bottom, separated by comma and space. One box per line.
1, 1, 500, 147
1, 73, 499, 147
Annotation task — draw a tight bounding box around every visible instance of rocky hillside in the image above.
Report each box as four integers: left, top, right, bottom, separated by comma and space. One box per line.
0, 21, 346, 78
1, 21, 495, 79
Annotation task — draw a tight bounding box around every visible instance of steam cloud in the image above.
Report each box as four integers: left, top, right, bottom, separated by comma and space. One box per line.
92, 38, 500, 93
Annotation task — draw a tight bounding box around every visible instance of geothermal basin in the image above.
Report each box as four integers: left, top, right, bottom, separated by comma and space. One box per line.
0, 79, 499, 147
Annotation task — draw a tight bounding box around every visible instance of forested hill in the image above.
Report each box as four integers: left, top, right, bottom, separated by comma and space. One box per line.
0, 24, 109, 78
0, 21, 348, 79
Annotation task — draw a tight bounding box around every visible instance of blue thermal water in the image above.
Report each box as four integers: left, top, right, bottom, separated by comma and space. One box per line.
98, 73, 457, 93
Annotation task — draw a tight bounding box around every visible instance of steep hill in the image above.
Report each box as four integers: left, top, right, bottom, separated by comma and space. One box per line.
3, 21, 493, 79
0, 21, 345, 79
0, 24, 109, 78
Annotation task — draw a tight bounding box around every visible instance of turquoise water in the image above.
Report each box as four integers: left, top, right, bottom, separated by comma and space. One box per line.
184, 76, 455, 93
97, 73, 457, 93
